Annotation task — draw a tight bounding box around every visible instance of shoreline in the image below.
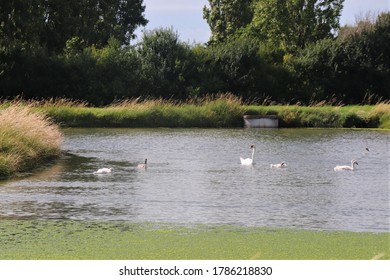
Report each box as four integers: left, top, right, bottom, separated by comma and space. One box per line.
36, 100, 390, 129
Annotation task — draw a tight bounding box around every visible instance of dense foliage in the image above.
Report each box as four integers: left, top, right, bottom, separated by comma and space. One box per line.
0, 0, 147, 53
287, 12, 390, 103
0, 1, 389, 105
248, 0, 344, 52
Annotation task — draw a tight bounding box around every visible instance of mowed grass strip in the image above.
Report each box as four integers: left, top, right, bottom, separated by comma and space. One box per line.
0, 220, 388, 260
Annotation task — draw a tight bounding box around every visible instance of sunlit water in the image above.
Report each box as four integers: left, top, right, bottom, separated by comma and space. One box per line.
1, 128, 389, 232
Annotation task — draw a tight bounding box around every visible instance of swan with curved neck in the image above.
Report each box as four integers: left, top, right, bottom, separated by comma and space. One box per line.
334, 159, 358, 171
240, 145, 255, 165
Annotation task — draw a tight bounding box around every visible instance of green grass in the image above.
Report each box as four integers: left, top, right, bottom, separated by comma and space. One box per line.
244, 104, 390, 128
35, 95, 245, 128
0, 220, 388, 260
34, 97, 390, 129
2, 96, 390, 129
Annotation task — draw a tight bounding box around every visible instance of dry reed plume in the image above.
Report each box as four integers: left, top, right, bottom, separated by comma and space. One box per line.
0, 105, 62, 148
0, 105, 62, 177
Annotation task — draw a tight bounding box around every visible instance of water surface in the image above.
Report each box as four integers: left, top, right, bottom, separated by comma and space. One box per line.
1, 128, 389, 232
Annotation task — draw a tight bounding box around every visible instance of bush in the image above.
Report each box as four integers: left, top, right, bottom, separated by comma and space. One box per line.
288, 12, 390, 104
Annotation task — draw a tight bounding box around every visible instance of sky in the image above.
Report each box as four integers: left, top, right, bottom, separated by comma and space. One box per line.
135, 0, 390, 43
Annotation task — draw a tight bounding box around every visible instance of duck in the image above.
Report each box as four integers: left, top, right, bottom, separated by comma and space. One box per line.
334, 159, 358, 171
93, 167, 112, 174
270, 161, 287, 168
240, 145, 255, 166
137, 159, 147, 169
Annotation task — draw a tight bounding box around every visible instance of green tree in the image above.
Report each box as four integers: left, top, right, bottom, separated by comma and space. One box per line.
136, 28, 196, 99
0, 0, 43, 50
194, 37, 291, 101
40, 0, 148, 52
203, 0, 253, 44
250, 0, 344, 52
0, 0, 148, 53
287, 12, 390, 104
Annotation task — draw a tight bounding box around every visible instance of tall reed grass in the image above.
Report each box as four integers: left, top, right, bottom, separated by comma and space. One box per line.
30, 94, 389, 129
0, 104, 62, 178
36, 94, 245, 128
2, 95, 389, 129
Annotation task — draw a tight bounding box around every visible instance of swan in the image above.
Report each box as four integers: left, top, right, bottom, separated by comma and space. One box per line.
271, 161, 287, 168
93, 167, 112, 174
334, 160, 358, 171
137, 159, 147, 169
240, 145, 255, 165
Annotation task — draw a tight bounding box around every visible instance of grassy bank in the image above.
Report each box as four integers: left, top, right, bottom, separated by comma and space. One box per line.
0, 105, 62, 178
1, 96, 389, 129
0, 220, 388, 260
245, 103, 390, 129
25, 96, 390, 129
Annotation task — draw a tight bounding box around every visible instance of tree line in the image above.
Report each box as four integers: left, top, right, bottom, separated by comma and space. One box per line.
0, 0, 389, 105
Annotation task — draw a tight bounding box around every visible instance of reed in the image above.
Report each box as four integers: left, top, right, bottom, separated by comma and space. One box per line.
2, 96, 390, 129
37, 93, 245, 128
0, 105, 62, 178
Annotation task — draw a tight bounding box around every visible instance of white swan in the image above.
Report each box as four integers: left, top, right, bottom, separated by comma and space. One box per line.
240, 145, 255, 165
334, 160, 358, 171
93, 167, 112, 174
271, 161, 287, 168
137, 159, 147, 169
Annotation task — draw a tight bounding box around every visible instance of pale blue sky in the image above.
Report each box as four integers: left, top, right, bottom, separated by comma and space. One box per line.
135, 0, 390, 43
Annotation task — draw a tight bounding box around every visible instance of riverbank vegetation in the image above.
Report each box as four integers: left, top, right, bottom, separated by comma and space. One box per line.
1, 1, 389, 106
8, 96, 388, 129
0, 105, 62, 178
0, 220, 388, 259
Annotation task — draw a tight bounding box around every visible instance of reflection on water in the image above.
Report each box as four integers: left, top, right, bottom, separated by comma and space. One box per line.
0, 128, 389, 232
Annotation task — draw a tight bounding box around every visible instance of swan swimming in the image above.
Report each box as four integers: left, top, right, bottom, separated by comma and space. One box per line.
93, 167, 112, 174
137, 159, 147, 169
334, 160, 358, 171
240, 145, 255, 165
271, 161, 287, 168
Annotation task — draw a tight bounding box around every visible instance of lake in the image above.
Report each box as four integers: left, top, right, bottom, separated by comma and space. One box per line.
1, 128, 389, 232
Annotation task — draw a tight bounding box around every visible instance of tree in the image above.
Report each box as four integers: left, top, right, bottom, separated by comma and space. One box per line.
250, 0, 344, 52
0, 0, 148, 53
203, 0, 253, 44
287, 12, 390, 104
136, 28, 195, 99
0, 0, 43, 50
40, 0, 148, 52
